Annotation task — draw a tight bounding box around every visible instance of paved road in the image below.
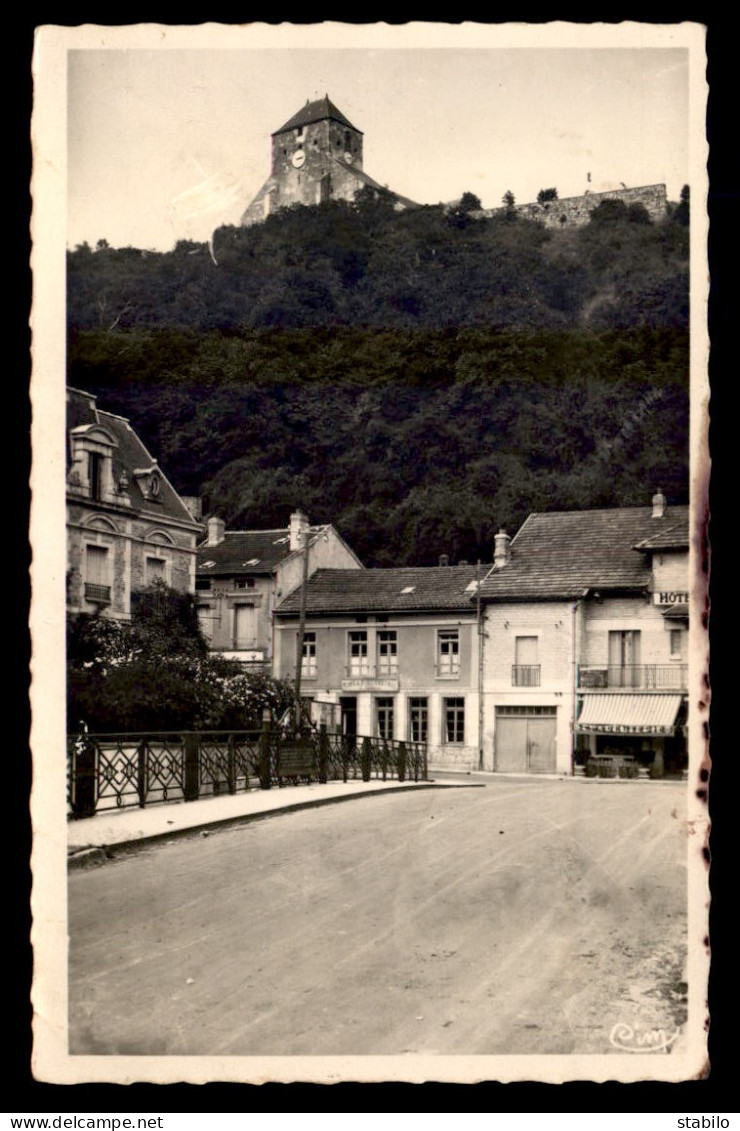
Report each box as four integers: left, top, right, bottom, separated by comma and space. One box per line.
68, 779, 689, 1056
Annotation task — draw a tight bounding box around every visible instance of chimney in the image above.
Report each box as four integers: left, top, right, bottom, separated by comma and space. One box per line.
289, 509, 310, 552
652, 488, 666, 519
439, 553, 449, 567
493, 529, 511, 569
206, 515, 225, 546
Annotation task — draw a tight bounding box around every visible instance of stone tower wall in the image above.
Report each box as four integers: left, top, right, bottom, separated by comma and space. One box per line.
237, 117, 365, 225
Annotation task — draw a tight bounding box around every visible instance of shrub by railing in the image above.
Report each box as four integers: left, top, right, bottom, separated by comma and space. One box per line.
67, 726, 427, 817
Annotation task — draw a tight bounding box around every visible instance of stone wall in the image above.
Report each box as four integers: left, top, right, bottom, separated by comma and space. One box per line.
486, 184, 668, 230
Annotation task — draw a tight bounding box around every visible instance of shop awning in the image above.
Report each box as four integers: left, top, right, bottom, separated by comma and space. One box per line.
575, 694, 683, 735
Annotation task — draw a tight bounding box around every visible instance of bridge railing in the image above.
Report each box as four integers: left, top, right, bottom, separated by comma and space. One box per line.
67, 727, 427, 818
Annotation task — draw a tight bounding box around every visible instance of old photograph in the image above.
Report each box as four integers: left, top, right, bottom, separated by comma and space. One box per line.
30, 21, 709, 1084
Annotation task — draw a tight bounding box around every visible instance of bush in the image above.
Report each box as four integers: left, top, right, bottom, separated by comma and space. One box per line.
67, 586, 299, 733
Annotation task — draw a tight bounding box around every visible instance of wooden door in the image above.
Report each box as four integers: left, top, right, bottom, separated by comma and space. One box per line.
527, 716, 557, 772
495, 716, 528, 772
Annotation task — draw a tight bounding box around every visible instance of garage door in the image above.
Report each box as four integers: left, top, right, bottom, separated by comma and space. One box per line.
494, 707, 556, 773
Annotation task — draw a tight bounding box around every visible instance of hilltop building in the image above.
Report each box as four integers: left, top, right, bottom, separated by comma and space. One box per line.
240, 95, 417, 225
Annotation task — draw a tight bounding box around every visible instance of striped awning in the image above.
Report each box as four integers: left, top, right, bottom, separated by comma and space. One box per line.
576, 694, 682, 735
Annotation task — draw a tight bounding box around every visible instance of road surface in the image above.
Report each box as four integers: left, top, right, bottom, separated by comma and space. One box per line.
68, 778, 690, 1056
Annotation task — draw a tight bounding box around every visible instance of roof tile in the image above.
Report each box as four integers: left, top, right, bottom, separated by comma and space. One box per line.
479, 506, 689, 601
276, 565, 489, 615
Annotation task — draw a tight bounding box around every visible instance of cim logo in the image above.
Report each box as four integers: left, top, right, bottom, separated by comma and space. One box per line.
609, 1021, 680, 1052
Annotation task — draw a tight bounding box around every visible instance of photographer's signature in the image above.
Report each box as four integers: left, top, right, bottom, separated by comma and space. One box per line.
609, 1021, 680, 1053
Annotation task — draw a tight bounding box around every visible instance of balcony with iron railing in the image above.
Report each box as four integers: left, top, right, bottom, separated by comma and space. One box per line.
578, 664, 688, 691
511, 664, 541, 687
341, 660, 400, 690
84, 582, 111, 604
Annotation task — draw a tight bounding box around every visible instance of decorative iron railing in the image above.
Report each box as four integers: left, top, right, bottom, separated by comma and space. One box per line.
511, 664, 541, 687
84, 582, 111, 603
320, 733, 427, 784
67, 728, 427, 818
578, 664, 688, 690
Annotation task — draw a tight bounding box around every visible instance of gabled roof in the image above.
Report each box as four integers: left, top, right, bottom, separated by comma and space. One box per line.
66, 387, 199, 528
198, 527, 329, 576
275, 565, 489, 616
273, 96, 361, 137
479, 505, 689, 602
633, 519, 690, 552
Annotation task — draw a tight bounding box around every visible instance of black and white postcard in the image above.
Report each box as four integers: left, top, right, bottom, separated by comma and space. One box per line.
30, 20, 709, 1085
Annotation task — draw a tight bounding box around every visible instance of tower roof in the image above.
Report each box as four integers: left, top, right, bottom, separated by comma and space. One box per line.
272, 96, 361, 137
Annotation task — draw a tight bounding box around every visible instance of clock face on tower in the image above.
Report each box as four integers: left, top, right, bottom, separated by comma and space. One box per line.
291, 149, 306, 169
344, 152, 353, 164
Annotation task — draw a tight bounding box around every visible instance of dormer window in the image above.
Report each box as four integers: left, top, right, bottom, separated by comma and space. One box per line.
69, 423, 118, 503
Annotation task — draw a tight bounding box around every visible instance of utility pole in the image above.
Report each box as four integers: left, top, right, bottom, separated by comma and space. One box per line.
294, 526, 311, 733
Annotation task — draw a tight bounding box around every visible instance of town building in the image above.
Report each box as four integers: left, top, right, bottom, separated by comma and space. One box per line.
478, 492, 689, 776
66, 387, 202, 620
273, 492, 689, 775
195, 510, 363, 668
241, 95, 417, 225
273, 562, 489, 765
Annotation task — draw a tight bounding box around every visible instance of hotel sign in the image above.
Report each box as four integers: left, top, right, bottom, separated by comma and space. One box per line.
653, 591, 689, 606
341, 677, 399, 692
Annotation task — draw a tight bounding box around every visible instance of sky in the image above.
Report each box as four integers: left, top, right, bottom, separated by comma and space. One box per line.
59, 24, 697, 252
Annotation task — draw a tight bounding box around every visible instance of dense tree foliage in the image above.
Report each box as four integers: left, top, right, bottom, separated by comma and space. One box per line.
68, 581, 298, 732
67, 197, 689, 567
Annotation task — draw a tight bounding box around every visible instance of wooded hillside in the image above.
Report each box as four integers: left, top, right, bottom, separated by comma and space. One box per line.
67, 196, 690, 566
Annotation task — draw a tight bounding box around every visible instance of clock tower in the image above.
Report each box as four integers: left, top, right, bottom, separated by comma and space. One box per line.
241, 95, 415, 225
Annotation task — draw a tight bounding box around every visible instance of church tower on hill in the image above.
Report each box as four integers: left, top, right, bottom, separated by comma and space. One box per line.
240, 95, 416, 225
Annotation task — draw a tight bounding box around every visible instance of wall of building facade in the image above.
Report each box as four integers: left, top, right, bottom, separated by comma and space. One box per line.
581, 595, 687, 670
197, 575, 274, 662
481, 600, 576, 775
198, 530, 361, 664
651, 552, 690, 597
67, 506, 197, 621
243, 118, 365, 224
274, 614, 480, 768
276, 533, 362, 603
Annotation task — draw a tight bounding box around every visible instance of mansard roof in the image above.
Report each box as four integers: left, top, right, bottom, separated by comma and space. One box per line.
275, 565, 490, 616
478, 505, 690, 602
273, 96, 361, 137
66, 387, 199, 528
